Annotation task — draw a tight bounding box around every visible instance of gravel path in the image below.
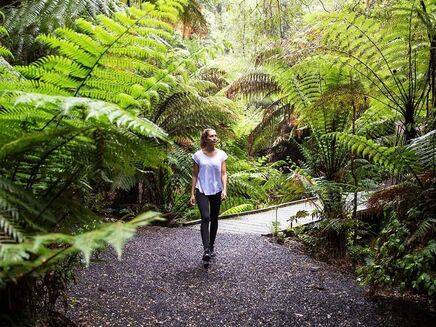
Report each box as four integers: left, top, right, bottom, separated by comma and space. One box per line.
61, 226, 420, 326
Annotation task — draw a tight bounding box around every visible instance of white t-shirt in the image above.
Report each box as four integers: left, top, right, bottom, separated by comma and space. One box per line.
192, 149, 228, 195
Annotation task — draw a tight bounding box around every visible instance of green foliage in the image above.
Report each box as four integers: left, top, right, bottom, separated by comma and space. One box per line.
151, 80, 236, 140
220, 203, 255, 217
226, 72, 280, 100
0, 22, 12, 59
271, 220, 281, 237
0, 11, 173, 290
222, 0, 435, 299
410, 129, 436, 172
0, 90, 168, 237
13, 2, 186, 110
1, 0, 125, 63
179, 0, 208, 37
358, 218, 436, 297
332, 132, 420, 176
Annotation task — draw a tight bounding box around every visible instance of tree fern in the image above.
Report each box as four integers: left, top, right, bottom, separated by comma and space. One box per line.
226, 57, 363, 155
198, 67, 229, 95
247, 100, 292, 155
308, 4, 430, 142
225, 70, 295, 156
0, 86, 170, 235
152, 89, 235, 140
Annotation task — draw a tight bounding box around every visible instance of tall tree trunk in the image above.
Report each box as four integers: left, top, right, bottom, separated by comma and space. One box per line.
420, 1, 436, 113
404, 103, 417, 143
323, 187, 347, 259
327, 229, 347, 259
430, 38, 436, 109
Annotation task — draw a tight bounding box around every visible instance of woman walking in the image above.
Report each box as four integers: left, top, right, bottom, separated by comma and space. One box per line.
190, 128, 228, 262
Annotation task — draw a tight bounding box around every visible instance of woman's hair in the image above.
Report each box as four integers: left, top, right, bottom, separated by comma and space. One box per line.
200, 128, 215, 148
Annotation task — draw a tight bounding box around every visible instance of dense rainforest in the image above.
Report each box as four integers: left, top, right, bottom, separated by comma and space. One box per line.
0, 0, 434, 325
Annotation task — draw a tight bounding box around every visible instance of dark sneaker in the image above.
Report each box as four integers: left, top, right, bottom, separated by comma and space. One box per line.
209, 245, 215, 257
202, 249, 211, 262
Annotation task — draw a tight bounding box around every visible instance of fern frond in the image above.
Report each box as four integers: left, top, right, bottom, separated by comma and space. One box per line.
333, 132, 420, 176
409, 218, 435, 244
13, 93, 169, 141
226, 72, 280, 99
409, 129, 436, 172
308, 6, 429, 138
220, 204, 255, 217
0, 213, 24, 243
248, 101, 291, 154
0, 211, 160, 286
2, 0, 125, 62
219, 196, 256, 214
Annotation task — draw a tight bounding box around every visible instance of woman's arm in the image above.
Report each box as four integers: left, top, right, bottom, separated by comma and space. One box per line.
189, 162, 199, 205
221, 160, 227, 200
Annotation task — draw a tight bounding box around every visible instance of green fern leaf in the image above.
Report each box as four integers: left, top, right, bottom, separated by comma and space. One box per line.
220, 204, 255, 217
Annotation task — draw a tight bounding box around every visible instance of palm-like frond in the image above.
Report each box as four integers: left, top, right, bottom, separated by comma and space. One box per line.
333, 132, 421, 177
228, 171, 268, 202
180, 0, 208, 37
409, 129, 436, 172
226, 72, 280, 99
247, 100, 292, 155
153, 90, 235, 139
409, 218, 435, 243
219, 197, 256, 216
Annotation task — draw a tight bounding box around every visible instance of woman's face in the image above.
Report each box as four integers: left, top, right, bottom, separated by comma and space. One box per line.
206, 130, 218, 145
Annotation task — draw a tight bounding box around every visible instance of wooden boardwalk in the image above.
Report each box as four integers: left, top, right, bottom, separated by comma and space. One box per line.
188, 194, 368, 235
188, 198, 320, 235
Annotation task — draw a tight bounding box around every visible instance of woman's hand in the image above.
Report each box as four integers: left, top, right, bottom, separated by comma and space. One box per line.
221, 190, 227, 201
189, 194, 196, 206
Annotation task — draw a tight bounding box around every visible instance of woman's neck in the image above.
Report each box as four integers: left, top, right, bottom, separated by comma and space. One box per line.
203, 145, 215, 153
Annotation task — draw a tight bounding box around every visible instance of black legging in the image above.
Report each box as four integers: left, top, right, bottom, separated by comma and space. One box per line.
195, 189, 222, 250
